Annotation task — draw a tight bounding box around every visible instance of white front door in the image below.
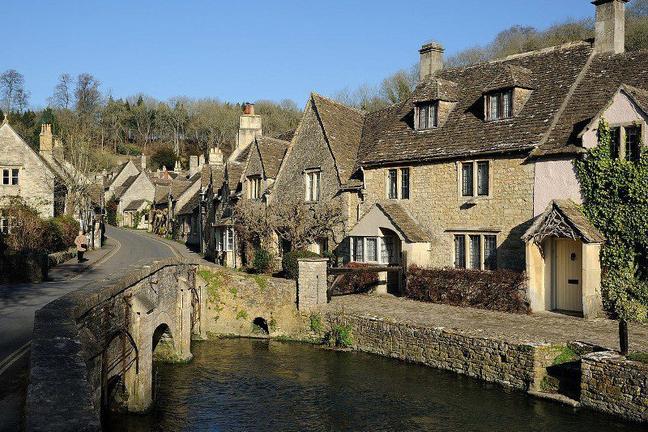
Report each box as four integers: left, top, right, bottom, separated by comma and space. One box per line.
554, 239, 583, 312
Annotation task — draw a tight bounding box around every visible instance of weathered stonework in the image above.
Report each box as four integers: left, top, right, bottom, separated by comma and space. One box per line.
297, 258, 328, 310
362, 154, 535, 270
581, 351, 648, 423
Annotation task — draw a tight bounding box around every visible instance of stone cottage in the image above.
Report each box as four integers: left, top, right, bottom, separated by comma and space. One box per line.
349, 0, 645, 317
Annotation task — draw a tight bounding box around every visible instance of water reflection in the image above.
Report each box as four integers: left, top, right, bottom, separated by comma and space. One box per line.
108, 339, 638, 432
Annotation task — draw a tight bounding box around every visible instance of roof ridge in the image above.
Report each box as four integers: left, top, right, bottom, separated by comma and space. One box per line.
311, 92, 367, 115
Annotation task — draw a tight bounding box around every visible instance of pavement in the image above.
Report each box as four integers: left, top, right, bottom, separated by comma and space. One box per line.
0, 225, 197, 432
328, 294, 648, 352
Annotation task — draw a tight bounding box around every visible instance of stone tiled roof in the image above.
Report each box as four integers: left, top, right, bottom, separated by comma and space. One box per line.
114, 175, 138, 199
274, 129, 296, 142
154, 185, 170, 202
124, 199, 148, 212
624, 84, 648, 114
177, 190, 200, 215
538, 49, 648, 155
376, 203, 431, 243
170, 179, 192, 199
226, 161, 245, 191
256, 136, 289, 179
412, 77, 460, 103
311, 93, 365, 183
523, 199, 605, 244
360, 42, 595, 166
484, 64, 534, 92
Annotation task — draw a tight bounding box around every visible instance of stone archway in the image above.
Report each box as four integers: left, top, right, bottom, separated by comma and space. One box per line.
101, 330, 138, 414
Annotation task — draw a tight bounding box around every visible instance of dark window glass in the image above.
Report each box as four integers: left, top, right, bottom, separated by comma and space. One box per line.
353, 237, 364, 262
462, 163, 474, 197
417, 103, 438, 130
487, 90, 513, 120
11, 169, 18, 185
470, 235, 481, 269
401, 168, 410, 199
454, 235, 466, 269
626, 126, 642, 162
2, 169, 8, 185
477, 162, 489, 196
502, 90, 512, 118
609, 127, 621, 158
388, 169, 398, 199
484, 235, 497, 270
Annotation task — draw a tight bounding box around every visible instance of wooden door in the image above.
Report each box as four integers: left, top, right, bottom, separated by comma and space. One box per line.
554, 239, 583, 312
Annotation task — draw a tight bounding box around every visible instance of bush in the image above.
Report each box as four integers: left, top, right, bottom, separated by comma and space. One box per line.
281, 250, 320, 280
150, 146, 176, 170
106, 199, 118, 226
405, 265, 530, 314
331, 262, 379, 295
44, 215, 80, 252
252, 249, 273, 274
326, 324, 353, 348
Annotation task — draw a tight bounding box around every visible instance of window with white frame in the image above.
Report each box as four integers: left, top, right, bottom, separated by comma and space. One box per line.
247, 176, 262, 199
387, 167, 410, 200
485, 89, 513, 121
216, 227, 235, 252
0, 216, 13, 234
351, 236, 399, 264
1, 168, 19, 185
460, 161, 490, 198
415, 102, 438, 130
607, 124, 643, 162
305, 170, 321, 202
453, 233, 497, 270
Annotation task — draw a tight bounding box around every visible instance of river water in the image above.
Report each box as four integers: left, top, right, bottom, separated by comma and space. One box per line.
107, 338, 640, 432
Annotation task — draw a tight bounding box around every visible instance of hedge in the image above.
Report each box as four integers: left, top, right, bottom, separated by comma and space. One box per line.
331, 263, 379, 295
282, 250, 320, 280
405, 266, 530, 314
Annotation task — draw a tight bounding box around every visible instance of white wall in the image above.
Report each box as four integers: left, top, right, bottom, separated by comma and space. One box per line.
533, 159, 582, 216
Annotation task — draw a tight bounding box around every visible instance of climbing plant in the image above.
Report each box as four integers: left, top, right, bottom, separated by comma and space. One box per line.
575, 118, 648, 323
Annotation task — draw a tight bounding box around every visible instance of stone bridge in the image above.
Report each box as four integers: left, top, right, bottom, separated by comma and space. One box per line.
25, 258, 206, 432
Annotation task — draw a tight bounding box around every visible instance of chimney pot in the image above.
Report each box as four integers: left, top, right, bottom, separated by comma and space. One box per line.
419, 41, 445, 82
243, 103, 255, 116
593, 0, 629, 54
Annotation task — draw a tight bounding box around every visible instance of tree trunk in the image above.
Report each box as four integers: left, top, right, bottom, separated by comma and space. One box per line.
619, 319, 629, 355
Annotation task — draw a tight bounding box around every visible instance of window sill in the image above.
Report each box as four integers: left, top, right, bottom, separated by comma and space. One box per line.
459, 195, 492, 203
414, 127, 438, 133
484, 117, 514, 123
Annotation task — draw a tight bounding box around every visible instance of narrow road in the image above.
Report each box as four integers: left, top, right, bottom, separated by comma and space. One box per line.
0, 226, 180, 432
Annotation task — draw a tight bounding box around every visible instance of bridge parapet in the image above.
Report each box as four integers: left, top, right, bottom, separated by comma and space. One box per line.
26, 258, 204, 432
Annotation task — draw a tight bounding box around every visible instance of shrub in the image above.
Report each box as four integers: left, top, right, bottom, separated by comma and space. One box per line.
627, 352, 648, 364
281, 250, 320, 280
252, 249, 273, 274
331, 262, 379, 295
44, 215, 80, 252
106, 199, 118, 226
326, 324, 353, 348
405, 265, 530, 314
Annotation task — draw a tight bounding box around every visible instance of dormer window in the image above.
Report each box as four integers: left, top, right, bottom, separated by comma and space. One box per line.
415, 102, 438, 130
247, 176, 262, 199
485, 90, 513, 121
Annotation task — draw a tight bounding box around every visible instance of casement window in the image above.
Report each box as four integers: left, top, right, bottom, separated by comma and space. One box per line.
352, 237, 365, 262
216, 227, 235, 252
453, 233, 498, 270
247, 176, 262, 199
366, 237, 378, 262
351, 236, 398, 264
305, 170, 321, 202
1, 168, 19, 185
415, 102, 438, 130
0, 215, 15, 234
605, 124, 643, 162
387, 167, 411, 200
460, 161, 491, 198
485, 90, 513, 121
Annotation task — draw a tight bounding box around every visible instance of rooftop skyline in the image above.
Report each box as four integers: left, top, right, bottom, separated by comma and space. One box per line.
5, 0, 595, 108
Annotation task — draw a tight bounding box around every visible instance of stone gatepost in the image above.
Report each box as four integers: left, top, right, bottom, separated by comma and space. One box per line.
297, 258, 328, 311
176, 277, 194, 361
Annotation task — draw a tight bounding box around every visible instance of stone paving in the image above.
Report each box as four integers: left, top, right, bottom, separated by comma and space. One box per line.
328, 294, 648, 352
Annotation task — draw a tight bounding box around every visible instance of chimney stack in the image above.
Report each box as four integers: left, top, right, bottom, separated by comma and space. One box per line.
141, 155, 148, 171
189, 155, 199, 176
593, 0, 629, 54
232, 102, 262, 159
209, 147, 224, 166
39, 124, 53, 153
419, 42, 444, 82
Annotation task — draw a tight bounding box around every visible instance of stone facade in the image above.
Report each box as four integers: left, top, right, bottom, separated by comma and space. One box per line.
581, 351, 648, 423
362, 154, 535, 270
117, 172, 155, 218
0, 123, 58, 217
105, 160, 140, 201
297, 258, 328, 310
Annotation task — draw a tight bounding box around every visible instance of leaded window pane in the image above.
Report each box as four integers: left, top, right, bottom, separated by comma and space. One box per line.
11, 169, 19, 185
462, 163, 473, 197
502, 90, 512, 118
388, 169, 398, 199
626, 125, 642, 162
609, 127, 621, 158
477, 162, 489, 196
366, 238, 378, 262
484, 235, 497, 270
2, 169, 8, 185
469, 235, 481, 269
353, 237, 364, 262
454, 235, 466, 269
401, 168, 410, 199
489, 94, 499, 120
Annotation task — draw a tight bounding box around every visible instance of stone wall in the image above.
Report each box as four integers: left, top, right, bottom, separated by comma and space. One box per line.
325, 311, 563, 391
26, 259, 200, 432
198, 265, 308, 339
581, 351, 648, 423
362, 154, 535, 271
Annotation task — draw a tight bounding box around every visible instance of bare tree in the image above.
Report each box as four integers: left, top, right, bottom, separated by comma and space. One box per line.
49, 73, 73, 109
380, 68, 418, 104
0, 69, 29, 113
130, 95, 156, 151
74, 73, 101, 118
158, 99, 189, 156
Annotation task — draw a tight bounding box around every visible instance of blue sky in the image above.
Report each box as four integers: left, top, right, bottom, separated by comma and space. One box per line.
4, 0, 595, 108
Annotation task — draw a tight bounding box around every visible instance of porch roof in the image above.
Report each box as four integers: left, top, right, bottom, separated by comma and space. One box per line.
523, 199, 605, 245
350, 203, 431, 243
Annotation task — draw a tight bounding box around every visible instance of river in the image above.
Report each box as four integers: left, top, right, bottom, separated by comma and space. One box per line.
107, 338, 640, 432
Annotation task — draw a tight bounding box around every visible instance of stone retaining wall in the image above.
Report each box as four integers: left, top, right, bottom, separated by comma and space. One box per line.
26, 258, 199, 432
581, 351, 648, 423
325, 312, 564, 391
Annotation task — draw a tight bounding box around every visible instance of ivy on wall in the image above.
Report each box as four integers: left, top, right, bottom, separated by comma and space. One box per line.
575, 119, 648, 322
